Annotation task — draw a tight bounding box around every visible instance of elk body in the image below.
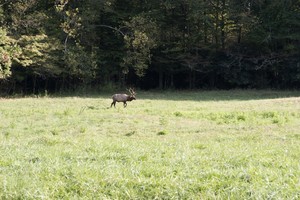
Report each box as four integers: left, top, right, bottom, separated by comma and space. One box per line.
111, 88, 136, 108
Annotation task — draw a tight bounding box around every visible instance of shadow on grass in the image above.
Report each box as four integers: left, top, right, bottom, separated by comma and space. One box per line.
52, 89, 300, 102
138, 90, 300, 101
3, 89, 300, 102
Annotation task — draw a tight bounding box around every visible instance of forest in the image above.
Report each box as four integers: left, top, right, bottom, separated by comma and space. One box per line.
0, 0, 300, 94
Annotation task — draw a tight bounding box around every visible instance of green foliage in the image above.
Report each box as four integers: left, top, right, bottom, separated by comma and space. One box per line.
0, 28, 21, 79
123, 15, 158, 76
16, 34, 63, 78
1, 0, 300, 91
55, 1, 82, 39
63, 44, 97, 81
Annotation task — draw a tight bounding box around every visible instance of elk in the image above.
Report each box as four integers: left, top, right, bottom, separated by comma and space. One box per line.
111, 88, 136, 108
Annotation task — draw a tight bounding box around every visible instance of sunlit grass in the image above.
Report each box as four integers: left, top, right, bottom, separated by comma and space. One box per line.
0, 90, 300, 199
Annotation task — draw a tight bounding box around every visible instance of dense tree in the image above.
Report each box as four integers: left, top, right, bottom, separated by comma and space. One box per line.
0, 0, 299, 93
0, 28, 19, 78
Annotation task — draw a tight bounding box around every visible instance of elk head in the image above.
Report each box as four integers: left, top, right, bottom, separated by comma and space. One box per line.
127, 88, 136, 101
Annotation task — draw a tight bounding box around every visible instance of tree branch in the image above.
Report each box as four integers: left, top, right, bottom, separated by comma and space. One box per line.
94, 25, 126, 36
64, 34, 69, 52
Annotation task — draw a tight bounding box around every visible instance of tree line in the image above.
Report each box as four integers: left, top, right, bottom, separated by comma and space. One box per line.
0, 0, 300, 94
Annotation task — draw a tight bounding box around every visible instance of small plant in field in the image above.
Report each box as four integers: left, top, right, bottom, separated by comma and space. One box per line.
174, 111, 183, 117
159, 117, 168, 126
262, 111, 277, 118
51, 129, 59, 135
80, 127, 86, 133
260, 111, 290, 125
272, 118, 280, 124
271, 116, 289, 125
63, 108, 72, 116
157, 130, 168, 135
288, 133, 300, 139
10, 122, 16, 128
125, 131, 136, 136
193, 143, 206, 150
29, 157, 40, 163
237, 114, 246, 121
4, 131, 10, 138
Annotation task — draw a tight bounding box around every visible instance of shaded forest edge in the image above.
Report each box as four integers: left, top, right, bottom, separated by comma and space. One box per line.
0, 0, 300, 95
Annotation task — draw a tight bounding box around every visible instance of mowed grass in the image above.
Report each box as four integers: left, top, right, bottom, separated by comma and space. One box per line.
0, 90, 300, 199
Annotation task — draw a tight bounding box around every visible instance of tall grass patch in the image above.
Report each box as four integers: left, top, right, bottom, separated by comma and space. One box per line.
0, 90, 300, 199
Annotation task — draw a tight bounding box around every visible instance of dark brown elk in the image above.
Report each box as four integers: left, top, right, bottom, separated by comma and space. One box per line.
111, 88, 136, 108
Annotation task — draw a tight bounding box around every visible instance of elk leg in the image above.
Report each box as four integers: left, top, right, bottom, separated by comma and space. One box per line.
111, 101, 116, 108
123, 102, 127, 108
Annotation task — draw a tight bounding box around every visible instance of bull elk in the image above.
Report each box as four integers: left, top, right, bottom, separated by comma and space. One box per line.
111, 88, 136, 108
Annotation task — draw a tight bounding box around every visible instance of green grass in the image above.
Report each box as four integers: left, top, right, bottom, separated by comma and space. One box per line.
0, 90, 300, 199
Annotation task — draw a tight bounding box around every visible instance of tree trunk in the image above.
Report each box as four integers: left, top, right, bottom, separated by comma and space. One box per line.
204, 0, 208, 44
237, 26, 242, 44
215, 0, 220, 50
33, 75, 37, 94
189, 69, 195, 89
221, 0, 226, 50
158, 69, 163, 89
170, 73, 174, 88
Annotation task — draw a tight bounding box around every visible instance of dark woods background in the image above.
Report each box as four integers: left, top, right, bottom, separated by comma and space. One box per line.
0, 0, 300, 94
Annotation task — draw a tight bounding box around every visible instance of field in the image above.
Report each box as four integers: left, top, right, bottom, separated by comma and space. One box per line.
0, 90, 300, 199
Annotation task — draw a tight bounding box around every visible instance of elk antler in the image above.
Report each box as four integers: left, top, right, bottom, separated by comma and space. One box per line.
127, 88, 136, 95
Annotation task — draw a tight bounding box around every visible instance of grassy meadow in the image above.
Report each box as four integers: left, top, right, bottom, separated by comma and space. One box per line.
0, 90, 300, 199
